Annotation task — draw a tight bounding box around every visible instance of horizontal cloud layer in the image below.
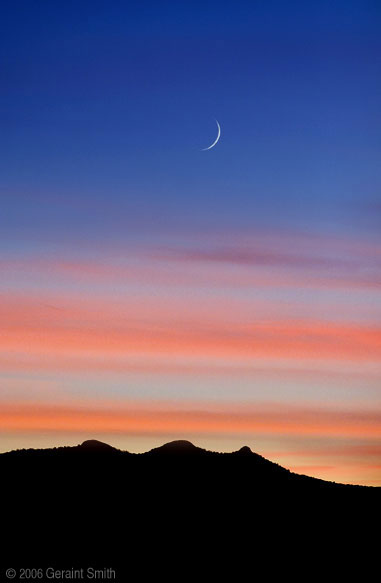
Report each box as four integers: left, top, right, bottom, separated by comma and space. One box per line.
1, 400, 380, 438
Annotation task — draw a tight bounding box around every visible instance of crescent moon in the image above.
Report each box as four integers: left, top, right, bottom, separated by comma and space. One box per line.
202, 119, 221, 151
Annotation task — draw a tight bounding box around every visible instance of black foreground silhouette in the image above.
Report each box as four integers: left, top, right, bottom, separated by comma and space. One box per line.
2, 439, 379, 577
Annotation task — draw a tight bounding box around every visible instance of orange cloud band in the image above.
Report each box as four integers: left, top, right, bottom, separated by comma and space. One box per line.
1, 402, 380, 439
1, 322, 379, 362
0, 293, 380, 363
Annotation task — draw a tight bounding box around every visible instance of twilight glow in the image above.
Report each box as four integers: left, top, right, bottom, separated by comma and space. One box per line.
1, 1, 380, 485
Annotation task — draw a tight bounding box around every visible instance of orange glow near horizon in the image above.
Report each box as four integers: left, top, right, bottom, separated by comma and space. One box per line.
1, 401, 380, 438
1, 401, 380, 486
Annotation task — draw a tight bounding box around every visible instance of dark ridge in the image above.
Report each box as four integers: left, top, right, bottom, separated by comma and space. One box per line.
3, 436, 376, 573
0, 438, 303, 491
2, 436, 378, 567
1, 438, 378, 492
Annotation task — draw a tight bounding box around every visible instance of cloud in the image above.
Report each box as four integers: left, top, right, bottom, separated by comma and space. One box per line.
1, 224, 381, 290
0, 293, 380, 375
154, 245, 351, 270
0, 400, 380, 439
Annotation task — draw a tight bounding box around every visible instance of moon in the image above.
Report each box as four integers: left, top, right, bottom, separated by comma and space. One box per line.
202, 119, 221, 151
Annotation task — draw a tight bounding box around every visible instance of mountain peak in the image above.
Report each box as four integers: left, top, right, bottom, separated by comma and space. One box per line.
79, 439, 116, 451
149, 440, 200, 454
236, 446, 253, 455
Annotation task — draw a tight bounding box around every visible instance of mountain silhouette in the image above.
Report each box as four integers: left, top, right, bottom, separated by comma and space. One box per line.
2, 438, 378, 575
2, 438, 377, 492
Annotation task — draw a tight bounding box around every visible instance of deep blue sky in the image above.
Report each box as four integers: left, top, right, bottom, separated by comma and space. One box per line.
1, 0, 380, 244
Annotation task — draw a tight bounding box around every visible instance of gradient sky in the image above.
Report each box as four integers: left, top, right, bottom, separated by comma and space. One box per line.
1, 1, 380, 485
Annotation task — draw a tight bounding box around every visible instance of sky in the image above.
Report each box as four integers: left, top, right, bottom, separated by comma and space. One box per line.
0, 0, 380, 485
